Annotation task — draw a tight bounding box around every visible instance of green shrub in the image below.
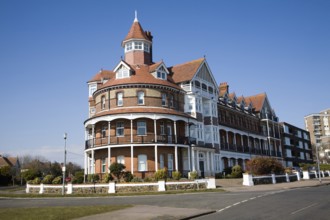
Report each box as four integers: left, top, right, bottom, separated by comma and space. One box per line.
123, 171, 133, 182
231, 165, 243, 178
144, 176, 155, 182
32, 177, 41, 185
109, 163, 126, 181
215, 172, 222, 179
72, 171, 84, 184
246, 157, 284, 175
320, 164, 330, 171
131, 176, 143, 182
223, 166, 232, 175
87, 174, 99, 183
41, 175, 54, 184
189, 171, 198, 180
154, 168, 168, 181
172, 171, 181, 180
52, 176, 62, 184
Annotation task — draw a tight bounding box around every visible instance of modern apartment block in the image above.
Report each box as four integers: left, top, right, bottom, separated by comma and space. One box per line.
281, 122, 313, 167
305, 108, 330, 163
83, 15, 312, 179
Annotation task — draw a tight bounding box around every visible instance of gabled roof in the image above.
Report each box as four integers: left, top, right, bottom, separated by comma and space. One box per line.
149, 61, 166, 73
122, 19, 150, 45
88, 70, 115, 83
0, 156, 18, 167
169, 58, 205, 83
245, 93, 267, 112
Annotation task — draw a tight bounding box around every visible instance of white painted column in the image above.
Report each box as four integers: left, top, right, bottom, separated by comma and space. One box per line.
174, 121, 177, 143
84, 152, 88, 175
130, 119, 133, 143
206, 151, 210, 175
131, 145, 134, 174
211, 152, 214, 175
191, 149, 196, 171
196, 150, 200, 171
108, 121, 111, 145
91, 150, 95, 174
188, 146, 191, 171
108, 147, 111, 173
226, 131, 229, 146
154, 119, 157, 142
155, 145, 158, 171
92, 124, 95, 147
175, 146, 178, 171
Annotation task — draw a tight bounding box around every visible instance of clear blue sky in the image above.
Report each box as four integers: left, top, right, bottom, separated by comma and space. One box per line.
1, 0, 329, 166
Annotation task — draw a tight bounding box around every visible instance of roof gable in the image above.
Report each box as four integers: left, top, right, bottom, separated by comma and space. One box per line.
170, 58, 204, 83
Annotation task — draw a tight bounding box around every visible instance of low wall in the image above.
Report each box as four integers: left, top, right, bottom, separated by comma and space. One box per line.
243, 170, 330, 186
26, 178, 216, 194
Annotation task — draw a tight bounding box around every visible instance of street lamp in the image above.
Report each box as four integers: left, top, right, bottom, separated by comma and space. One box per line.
316, 143, 322, 184
62, 133, 67, 195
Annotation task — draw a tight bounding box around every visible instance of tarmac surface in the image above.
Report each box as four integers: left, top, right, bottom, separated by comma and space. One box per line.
75, 177, 330, 220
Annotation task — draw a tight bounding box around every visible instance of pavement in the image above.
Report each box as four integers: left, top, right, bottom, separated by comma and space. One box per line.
75, 177, 330, 220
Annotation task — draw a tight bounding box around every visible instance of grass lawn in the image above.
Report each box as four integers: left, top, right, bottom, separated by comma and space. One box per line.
0, 205, 132, 220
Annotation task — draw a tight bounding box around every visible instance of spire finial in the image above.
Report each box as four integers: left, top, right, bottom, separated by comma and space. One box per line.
134, 10, 138, 22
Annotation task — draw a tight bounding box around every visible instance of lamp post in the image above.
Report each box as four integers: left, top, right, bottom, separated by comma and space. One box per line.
62, 133, 67, 195
316, 143, 322, 184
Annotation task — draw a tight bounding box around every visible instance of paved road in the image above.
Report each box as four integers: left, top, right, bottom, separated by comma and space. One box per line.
1, 178, 330, 219
195, 185, 330, 220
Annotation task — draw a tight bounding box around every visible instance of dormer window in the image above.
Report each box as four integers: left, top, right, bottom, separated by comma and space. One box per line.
116, 66, 130, 79
156, 66, 167, 80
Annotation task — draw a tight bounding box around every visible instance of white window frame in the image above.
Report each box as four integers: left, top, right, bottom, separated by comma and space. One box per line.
101, 96, 106, 110
169, 94, 174, 108
101, 158, 106, 173
137, 121, 147, 136
144, 43, 149, 52
134, 41, 143, 50
138, 154, 147, 171
101, 125, 107, 138
116, 66, 130, 79
89, 84, 97, 97
168, 154, 173, 171
117, 155, 125, 165
162, 93, 167, 106
160, 122, 165, 135
116, 121, 124, 137
137, 91, 144, 105
125, 42, 133, 52
117, 92, 123, 106
159, 154, 164, 169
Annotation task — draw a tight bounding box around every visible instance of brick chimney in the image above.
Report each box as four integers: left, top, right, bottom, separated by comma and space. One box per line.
219, 82, 229, 96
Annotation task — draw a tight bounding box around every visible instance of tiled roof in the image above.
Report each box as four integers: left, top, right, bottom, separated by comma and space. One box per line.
88, 70, 115, 83
100, 64, 181, 90
170, 58, 205, 83
122, 20, 149, 43
245, 93, 266, 112
90, 107, 193, 119
0, 156, 18, 167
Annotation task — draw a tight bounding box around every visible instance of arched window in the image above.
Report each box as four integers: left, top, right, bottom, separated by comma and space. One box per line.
138, 154, 147, 171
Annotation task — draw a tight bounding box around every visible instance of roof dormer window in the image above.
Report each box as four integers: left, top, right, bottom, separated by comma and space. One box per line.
156, 66, 167, 80
116, 65, 130, 79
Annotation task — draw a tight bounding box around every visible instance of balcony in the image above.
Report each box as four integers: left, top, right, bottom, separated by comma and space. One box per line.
85, 134, 189, 149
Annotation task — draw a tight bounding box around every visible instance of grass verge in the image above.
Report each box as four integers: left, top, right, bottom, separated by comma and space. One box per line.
0, 205, 132, 220
0, 188, 224, 198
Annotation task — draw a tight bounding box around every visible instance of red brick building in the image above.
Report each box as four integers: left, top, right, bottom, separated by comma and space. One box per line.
84, 15, 219, 179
